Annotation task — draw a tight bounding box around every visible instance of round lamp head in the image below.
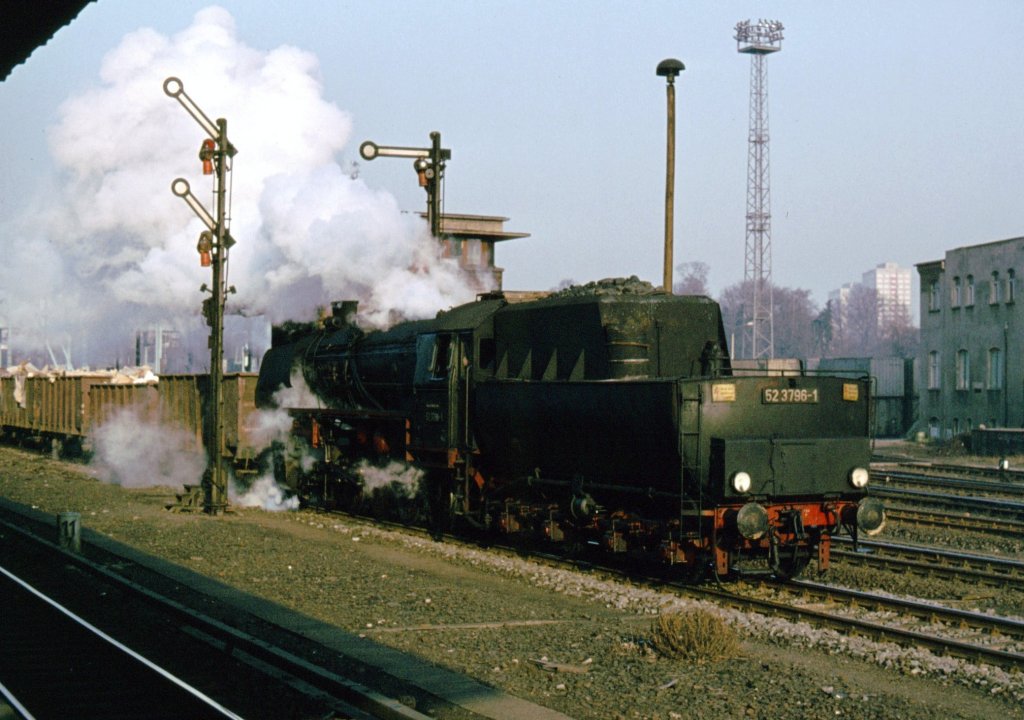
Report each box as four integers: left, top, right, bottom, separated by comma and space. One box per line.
656, 58, 685, 78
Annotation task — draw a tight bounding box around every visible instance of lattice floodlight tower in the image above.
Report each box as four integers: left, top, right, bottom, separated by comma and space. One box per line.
735, 19, 783, 360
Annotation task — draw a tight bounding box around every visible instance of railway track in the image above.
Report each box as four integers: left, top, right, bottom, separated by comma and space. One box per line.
0, 564, 244, 720
831, 537, 1024, 589
866, 471, 1024, 536
882, 505, 1024, 536
871, 456, 1024, 484
713, 576, 1024, 671
0, 507, 444, 720
872, 467, 1024, 499
869, 484, 1024, 519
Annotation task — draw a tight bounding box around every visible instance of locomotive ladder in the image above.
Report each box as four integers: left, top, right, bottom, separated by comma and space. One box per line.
678, 382, 704, 538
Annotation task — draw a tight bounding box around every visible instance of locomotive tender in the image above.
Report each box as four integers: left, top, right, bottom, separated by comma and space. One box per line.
257, 278, 884, 579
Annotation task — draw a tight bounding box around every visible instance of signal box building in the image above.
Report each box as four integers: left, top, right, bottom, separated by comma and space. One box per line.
422, 212, 529, 291
917, 236, 1024, 440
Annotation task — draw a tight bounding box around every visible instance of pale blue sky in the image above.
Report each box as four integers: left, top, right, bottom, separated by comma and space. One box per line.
4, 0, 1024, 323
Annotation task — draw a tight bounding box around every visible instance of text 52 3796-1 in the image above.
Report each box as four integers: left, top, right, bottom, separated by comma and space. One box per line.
762, 387, 819, 404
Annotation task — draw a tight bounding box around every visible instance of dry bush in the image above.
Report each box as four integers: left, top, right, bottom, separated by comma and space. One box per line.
649, 608, 740, 662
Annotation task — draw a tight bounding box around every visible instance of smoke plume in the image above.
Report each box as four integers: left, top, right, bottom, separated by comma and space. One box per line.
356, 460, 423, 494
91, 410, 206, 489
1, 6, 486, 368
230, 476, 299, 512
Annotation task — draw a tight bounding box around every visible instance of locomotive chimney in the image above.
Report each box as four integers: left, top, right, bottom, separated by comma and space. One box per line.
331, 300, 359, 325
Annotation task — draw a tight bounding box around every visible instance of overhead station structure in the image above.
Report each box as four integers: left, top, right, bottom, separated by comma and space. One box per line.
735, 19, 784, 360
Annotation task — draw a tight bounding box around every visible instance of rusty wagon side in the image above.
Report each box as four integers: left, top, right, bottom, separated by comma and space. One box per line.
0, 373, 261, 467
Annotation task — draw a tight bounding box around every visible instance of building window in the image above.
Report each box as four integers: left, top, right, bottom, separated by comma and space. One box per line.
966, 275, 975, 306
928, 281, 940, 311
952, 418, 960, 435
465, 239, 482, 266
928, 351, 940, 389
956, 349, 970, 390
1008, 270, 1016, 303
988, 348, 1004, 389
991, 272, 1002, 304
952, 277, 962, 307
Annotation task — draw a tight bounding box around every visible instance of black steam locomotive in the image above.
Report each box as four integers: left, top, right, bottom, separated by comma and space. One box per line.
256, 278, 883, 579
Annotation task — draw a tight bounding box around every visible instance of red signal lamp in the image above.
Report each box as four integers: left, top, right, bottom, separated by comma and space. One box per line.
196, 231, 213, 267
199, 139, 215, 175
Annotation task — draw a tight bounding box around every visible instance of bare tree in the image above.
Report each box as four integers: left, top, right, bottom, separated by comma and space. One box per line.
877, 302, 919, 358
674, 261, 710, 296
828, 285, 918, 359
813, 301, 834, 357
717, 280, 818, 359
717, 281, 750, 355
772, 286, 817, 359
838, 285, 878, 356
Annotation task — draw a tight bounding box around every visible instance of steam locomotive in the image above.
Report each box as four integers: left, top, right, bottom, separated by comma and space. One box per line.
256, 278, 884, 579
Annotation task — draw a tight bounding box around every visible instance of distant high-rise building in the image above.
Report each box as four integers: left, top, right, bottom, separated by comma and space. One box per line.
862, 262, 912, 327
827, 283, 856, 313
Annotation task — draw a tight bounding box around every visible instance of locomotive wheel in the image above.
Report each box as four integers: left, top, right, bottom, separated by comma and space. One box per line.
424, 470, 454, 540
680, 553, 711, 583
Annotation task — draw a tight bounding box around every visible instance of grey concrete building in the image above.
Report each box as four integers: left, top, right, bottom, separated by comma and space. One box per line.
916, 236, 1024, 439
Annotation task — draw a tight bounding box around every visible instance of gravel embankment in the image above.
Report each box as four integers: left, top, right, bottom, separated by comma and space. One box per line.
1, 445, 1022, 720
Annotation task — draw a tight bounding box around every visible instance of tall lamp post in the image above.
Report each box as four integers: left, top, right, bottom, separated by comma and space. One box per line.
164, 77, 238, 515
656, 59, 685, 293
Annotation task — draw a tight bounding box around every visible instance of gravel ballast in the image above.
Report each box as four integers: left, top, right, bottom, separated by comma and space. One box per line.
1, 445, 1022, 720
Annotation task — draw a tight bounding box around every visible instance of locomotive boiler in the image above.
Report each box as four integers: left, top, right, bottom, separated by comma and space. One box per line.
256, 278, 884, 579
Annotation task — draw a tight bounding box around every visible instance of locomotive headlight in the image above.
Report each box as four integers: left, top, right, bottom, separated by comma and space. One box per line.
731, 471, 752, 494
849, 467, 870, 489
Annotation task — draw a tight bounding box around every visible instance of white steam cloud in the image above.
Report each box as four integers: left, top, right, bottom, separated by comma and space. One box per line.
2, 6, 486, 367
229, 371, 322, 512
92, 410, 206, 489
230, 476, 299, 512
356, 460, 423, 494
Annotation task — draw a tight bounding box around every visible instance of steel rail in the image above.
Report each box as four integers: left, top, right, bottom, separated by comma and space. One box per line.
0, 514, 430, 720
831, 537, 1024, 588
872, 457, 1024, 484
0, 564, 245, 720
692, 581, 1024, 671
781, 577, 1024, 640
869, 485, 1024, 515
883, 506, 1024, 535
871, 468, 1024, 497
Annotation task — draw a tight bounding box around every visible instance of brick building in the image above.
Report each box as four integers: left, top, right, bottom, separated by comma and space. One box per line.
423, 212, 529, 291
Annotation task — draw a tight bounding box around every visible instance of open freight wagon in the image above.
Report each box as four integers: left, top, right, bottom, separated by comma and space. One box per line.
0, 372, 262, 471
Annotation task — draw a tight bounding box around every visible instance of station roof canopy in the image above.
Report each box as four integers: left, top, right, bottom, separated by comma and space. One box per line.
2, 1, 95, 82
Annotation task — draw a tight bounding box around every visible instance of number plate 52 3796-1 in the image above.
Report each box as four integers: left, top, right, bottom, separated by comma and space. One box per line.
762, 387, 819, 404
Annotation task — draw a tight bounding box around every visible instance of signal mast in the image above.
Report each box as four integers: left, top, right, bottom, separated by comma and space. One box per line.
164, 77, 238, 514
